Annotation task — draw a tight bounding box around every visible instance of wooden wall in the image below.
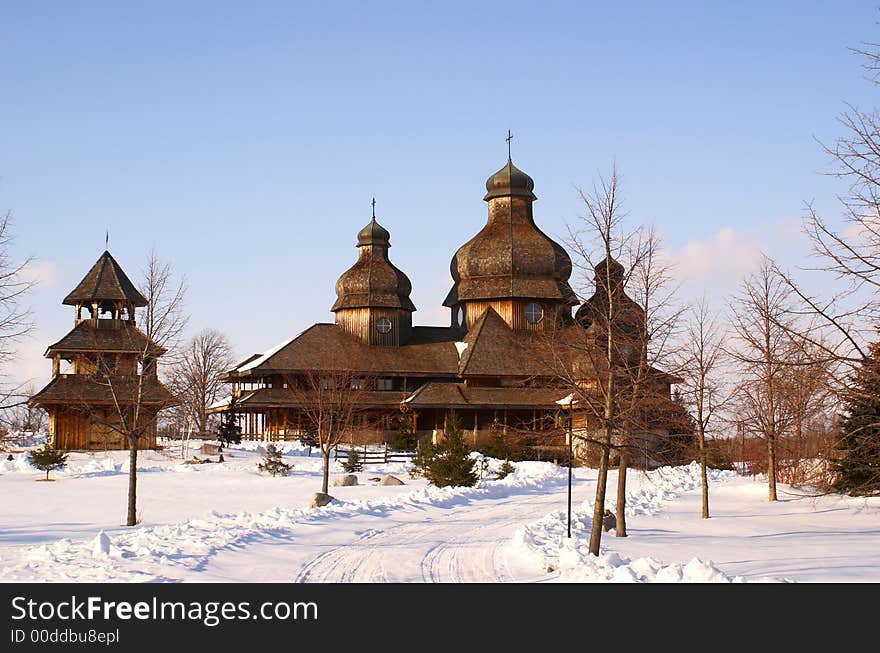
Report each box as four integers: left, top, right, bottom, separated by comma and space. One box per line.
50, 407, 158, 450
335, 308, 412, 346
463, 299, 567, 332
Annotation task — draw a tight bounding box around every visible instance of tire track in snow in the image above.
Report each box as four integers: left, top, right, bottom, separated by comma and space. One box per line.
292, 486, 569, 583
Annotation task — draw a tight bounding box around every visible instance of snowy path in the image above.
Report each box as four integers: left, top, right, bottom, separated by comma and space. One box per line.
289, 487, 563, 583
210, 463, 727, 582
202, 474, 577, 583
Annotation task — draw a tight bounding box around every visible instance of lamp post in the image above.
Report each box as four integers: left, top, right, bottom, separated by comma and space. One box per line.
567, 399, 573, 538
556, 394, 577, 539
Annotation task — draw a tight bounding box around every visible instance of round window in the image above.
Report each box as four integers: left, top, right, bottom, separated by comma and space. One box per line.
376, 317, 392, 334
456, 306, 465, 327
525, 303, 544, 324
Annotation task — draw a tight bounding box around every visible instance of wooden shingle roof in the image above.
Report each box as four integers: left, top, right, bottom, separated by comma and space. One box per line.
230, 388, 408, 410
29, 374, 176, 406
224, 308, 611, 382
224, 323, 462, 378
63, 251, 147, 307
44, 321, 165, 357
404, 382, 568, 409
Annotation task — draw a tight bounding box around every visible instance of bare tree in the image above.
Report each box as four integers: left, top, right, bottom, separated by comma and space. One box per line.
0, 212, 36, 408
728, 258, 800, 501
85, 330, 176, 526
138, 247, 188, 361
768, 45, 880, 375
759, 43, 880, 497
614, 227, 683, 536
1, 383, 46, 433
549, 165, 645, 555
679, 297, 729, 518
284, 368, 371, 495
170, 329, 234, 436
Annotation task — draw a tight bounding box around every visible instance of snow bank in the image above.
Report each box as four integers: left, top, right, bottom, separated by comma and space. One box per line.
508, 462, 783, 582
1, 460, 565, 582
0, 452, 34, 474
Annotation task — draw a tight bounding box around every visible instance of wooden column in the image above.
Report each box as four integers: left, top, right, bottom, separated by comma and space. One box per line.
473, 412, 478, 447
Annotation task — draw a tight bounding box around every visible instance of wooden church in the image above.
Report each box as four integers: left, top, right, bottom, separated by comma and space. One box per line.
28, 251, 174, 450
215, 152, 680, 460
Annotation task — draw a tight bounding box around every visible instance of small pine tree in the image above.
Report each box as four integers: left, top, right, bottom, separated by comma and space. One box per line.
389, 412, 417, 451
422, 412, 478, 488
299, 426, 319, 456
217, 395, 242, 450
834, 341, 880, 496
28, 444, 69, 481
341, 447, 363, 473
257, 444, 293, 477
496, 458, 515, 480
409, 437, 435, 478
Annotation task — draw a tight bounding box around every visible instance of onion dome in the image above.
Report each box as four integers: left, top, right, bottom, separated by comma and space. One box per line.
357, 218, 390, 246
593, 256, 625, 284
332, 217, 415, 312
576, 257, 645, 336
483, 158, 537, 201
444, 158, 576, 307
63, 250, 147, 307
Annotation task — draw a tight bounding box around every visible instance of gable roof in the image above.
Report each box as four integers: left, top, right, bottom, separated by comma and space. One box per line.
63, 251, 147, 307
457, 308, 556, 377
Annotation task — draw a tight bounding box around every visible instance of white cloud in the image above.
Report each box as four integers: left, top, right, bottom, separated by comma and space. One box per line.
22, 260, 59, 287
6, 334, 50, 391
673, 226, 763, 290
667, 219, 810, 304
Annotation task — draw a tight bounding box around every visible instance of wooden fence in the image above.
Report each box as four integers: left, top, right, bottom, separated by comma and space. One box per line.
333, 443, 415, 465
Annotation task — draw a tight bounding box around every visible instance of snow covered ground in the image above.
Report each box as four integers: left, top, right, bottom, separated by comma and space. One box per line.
1, 440, 878, 583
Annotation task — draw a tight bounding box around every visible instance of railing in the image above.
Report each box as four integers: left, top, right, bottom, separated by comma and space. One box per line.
333, 443, 416, 464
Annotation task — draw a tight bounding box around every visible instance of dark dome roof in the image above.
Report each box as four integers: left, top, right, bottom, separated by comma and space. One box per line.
575, 257, 645, 336
357, 218, 390, 246
444, 159, 576, 307
333, 218, 415, 312
484, 158, 537, 201
593, 256, 625, 281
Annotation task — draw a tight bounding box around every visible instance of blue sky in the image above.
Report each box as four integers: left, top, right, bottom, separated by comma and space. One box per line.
3, 1, 879, 384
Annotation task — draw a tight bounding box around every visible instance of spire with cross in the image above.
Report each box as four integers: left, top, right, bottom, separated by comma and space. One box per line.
371, 197, 376, 220
506, 129, 513, 160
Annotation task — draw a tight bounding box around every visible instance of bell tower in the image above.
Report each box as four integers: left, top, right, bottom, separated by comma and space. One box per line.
28, 250, 174, 450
